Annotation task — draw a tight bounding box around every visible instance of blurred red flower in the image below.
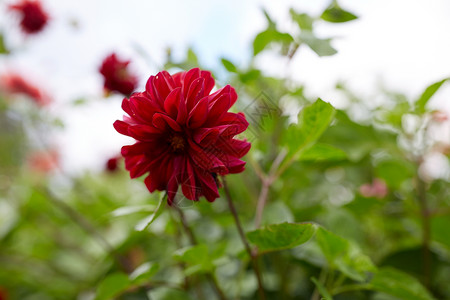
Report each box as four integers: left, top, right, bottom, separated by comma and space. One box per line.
0, 287, 7, 300
114, 68, 250, 204
27, 148, 59, 174
0, 72, 51, 106
99, 53, 138, 96
9, 0, 49, 34
105, 156, 120, 172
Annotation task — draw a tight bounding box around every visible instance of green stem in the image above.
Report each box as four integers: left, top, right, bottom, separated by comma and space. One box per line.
221, 177, 266, 300
174, 205, 228, 300
416, 165, 431, 288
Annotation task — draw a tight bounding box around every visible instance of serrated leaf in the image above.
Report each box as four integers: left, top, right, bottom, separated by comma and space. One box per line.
369, 267, 436, 300
221, 58, 238, 73
321, 3, 358, 23
283, 99, 335, 160
95, 272, 130, 300
311, 277, 333, 300
299, 32, 337, 56
299, 143, 346, 161
246, 222, 316, 254
415, 78, 449, 113
129, 262, 159, 285
135, 193, 166, 231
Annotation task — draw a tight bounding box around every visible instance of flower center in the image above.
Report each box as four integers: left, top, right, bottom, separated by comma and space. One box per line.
169, 135, 186, 153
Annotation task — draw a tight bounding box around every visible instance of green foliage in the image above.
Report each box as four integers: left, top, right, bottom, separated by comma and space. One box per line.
246, 222, 316, 253
321, 1, 358, 23
0, 33, 9, 54
95, 272, 130, 300
415, 78, 449, 113
370, 267, 436, 300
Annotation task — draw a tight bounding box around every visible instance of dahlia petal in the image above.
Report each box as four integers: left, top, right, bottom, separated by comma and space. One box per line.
188, 140, 228, 174
129, 158, 154, 178
164, 87, 181, 119
176, 93, 188, 124
181, 160, 198, 201
186, 78, 205, 112
128, 93, 160, 124
153, 71, 175, 102
121, 98, 133, 116
200, 70, 215, 95
204, 93, 231, 126
145, 76, 164, 108
195, 170, 220, 202
124, 154, 144, 172
187, 96, 209, 128
216, 138, 251, 158
152, 113, 182, 132
219, 112, 249, 135
128, 124, 162, 141
113, 120, 130, 136
192, 125, 237, 145
172, 72, 183, 87
182, 68, 201, 97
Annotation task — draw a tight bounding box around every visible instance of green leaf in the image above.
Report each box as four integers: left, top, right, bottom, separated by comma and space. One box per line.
221, 58, 238, 73
299, 32, 337, 56
253, 29, 294, 56
321, 2, 358, 23
369, 267, 436, 300
95, 272, 130, 300
431, 216, 450, 249
299, 143, 347, 162
129, 262, 159, 285
290, 9, 314, 31
135, 193, 166, 231
415, 78, 449, 113
246, 222, 316, 254
173, 244, 214, 275
283, 99, 336, 160
186, 48, 199, 65
316, 227, 348, 263
0, 34, 9, 54
311, 277, 333, 300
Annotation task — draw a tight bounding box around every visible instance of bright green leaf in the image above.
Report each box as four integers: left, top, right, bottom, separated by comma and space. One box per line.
415, 78, 449, 113
299, 32, 337, 56
299, 143, 347, 162
283, 99, 336, 161
129, 262, 159, 285
246, 222, 316, 254
135, 193, 166, 231
290, 9, 314, 31
321, 2, 358, 23
311, 277, 333, 300
221, 58, 238, 73
253, 29, 294, 56
95, 272, 130, 300
370, 267, 436, 300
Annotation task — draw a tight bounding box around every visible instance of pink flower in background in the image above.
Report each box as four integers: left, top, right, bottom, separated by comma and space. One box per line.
114, 68, 250, 205
99, 53, 138, 96
0, 72, 52, 106
8, 0, 49, 34
359, 178, 388, 199
27, 149, 59, 174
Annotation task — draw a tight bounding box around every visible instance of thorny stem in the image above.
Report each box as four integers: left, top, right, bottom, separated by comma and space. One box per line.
173, 205, 228, 300
254, 149, 287, 229
221, 177, 266, 300
416, 164, 431, 288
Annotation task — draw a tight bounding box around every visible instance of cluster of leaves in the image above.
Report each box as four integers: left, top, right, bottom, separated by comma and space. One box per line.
1, 1, 450, 300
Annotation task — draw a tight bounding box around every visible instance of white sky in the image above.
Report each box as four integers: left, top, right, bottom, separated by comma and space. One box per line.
1, 0, 450, 173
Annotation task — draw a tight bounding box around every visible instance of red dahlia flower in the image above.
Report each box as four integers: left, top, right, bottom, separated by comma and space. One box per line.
114, 68, 250, 205
9, 0, 49, 34
99, 53, 138, 96
0, 72, 51, 106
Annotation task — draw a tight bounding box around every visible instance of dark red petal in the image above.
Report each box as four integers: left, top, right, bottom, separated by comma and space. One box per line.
195, 170, 220, 202
113, 120, 130, 136
187, 96, 208, 128
176, 93, 188, 124
216, 138, 251, 158
153, 71, 175, 102
164, 87, 181, 119
181, 159, 198, 201
188, 140, 228, 174
129, 93, 160, 124
121, 98, 133, 116
152, 113, 182, 132
204, 93, 231, 126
